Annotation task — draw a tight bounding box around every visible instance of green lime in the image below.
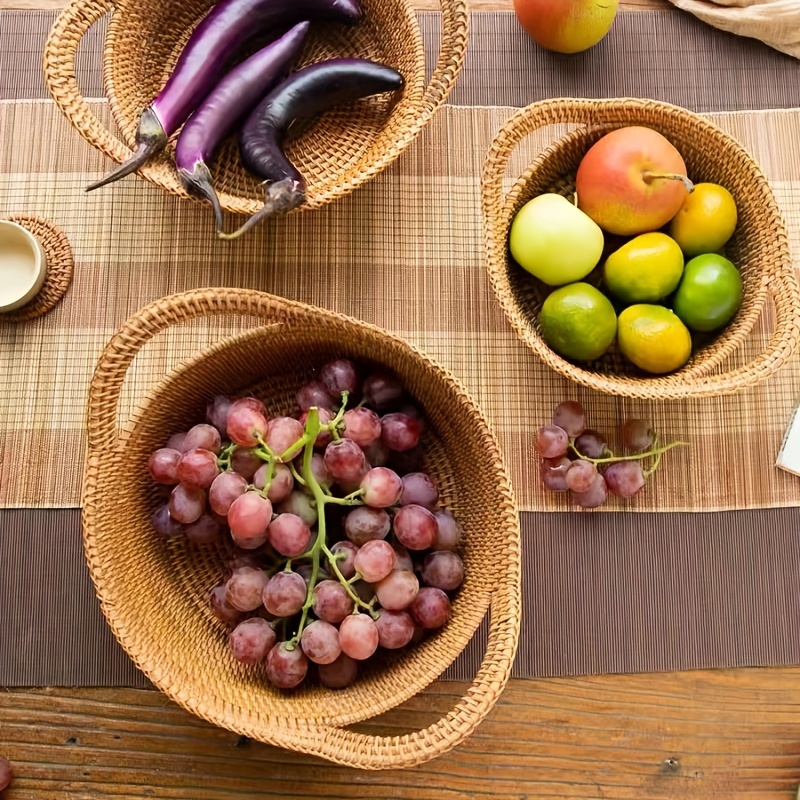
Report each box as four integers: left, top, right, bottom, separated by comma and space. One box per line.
672, 253, 742, 332
603, 232, 684, 305
618, 305, 692, 374
539, 282, 617, 361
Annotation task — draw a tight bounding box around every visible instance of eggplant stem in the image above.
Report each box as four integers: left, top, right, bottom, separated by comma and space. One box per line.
86, 107, 167, 192
178, 162, 225, 232
217, 178, 305, 240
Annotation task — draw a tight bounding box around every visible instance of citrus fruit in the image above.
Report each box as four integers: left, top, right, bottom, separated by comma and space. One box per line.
603, 232, 684, 305
617, 305, 692, 374
667, 182, 738, 257
539, 283, 617, 361
672, 253, 742, 332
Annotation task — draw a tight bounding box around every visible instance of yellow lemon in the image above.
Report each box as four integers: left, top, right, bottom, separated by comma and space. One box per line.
603, 232, 684, 305
539, 283, 617, 361
668, 182, 738, 257
618, 304, 692, 374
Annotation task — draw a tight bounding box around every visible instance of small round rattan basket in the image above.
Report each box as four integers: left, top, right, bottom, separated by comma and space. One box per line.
482, 98, 800, 400
43, 0, 468, 217
82, 288, 521, 770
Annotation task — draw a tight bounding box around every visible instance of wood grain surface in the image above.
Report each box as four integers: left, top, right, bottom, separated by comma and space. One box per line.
2, 669, 800, 799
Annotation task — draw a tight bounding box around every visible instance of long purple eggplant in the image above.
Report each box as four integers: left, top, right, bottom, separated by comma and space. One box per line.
174, 21, 310, 231
85, 0, 362, 192
219, 58, 404, 240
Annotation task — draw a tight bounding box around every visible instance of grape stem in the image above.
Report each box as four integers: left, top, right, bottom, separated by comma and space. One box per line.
569, 439, 688, 466
216, 442, 238, 471
288, 462, 306, 487
328, 391, 349, 441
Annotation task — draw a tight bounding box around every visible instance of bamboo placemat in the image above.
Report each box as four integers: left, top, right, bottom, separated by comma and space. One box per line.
2, 10, 800, 685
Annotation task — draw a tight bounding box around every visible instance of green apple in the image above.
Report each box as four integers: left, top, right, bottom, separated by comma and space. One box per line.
509, 193, 605, 286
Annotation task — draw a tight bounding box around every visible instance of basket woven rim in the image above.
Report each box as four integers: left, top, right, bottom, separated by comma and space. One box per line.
481, 97, 800, 400
81, 288, 522, 769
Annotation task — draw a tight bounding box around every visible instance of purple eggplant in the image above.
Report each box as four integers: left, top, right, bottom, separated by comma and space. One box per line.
219, 58, 404, 240
175, 21, 310, 231
86, 0, 362, 192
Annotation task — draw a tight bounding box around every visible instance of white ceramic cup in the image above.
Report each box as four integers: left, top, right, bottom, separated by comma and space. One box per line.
0, 220, 48, 313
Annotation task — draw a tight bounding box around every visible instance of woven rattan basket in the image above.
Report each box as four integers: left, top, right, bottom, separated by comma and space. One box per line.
81, 288, 520, 769
43, 0, 467, 218
482, 98, 800, 400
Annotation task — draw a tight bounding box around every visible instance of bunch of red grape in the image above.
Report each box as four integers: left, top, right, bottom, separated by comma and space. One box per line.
147, 358, 464, 690
536, 401, 686, 508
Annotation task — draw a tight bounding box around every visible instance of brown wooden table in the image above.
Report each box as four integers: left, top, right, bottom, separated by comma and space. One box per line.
5, 0, 800, 798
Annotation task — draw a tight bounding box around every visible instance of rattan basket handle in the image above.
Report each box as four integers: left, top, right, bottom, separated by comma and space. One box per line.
420, 0, 469, 120
86, 289, 314, 450
44, 0, 132, 168
293, 586, 520, 770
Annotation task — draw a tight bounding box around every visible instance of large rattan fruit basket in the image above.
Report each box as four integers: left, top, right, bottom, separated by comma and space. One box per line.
43, 0, 467, 219
81, 288, 521, 770
482, 97, 800, 400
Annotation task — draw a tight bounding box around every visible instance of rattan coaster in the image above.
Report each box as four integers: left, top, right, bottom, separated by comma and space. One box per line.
0, 216, 74, 322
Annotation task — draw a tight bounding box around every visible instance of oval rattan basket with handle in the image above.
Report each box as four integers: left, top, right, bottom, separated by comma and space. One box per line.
82, 288, 521, 770
482, 97, 800, 401
43, 0, 468, 219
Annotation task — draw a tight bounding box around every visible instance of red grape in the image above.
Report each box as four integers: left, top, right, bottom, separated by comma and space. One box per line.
339, 614, 379, 660
541, 456, 571, 492
309, 453, 332, 491
381, 413, 422, 451
375, 569, 419, 610
621, 419, 655, 453
344, 506, 390, 545
296, 380, 335, 412
363, 371, 403, 409
604, 461, 646, 498
318, 653, 358, 689
312, 580, 354, 623
343, 408, 382, 447
294, 561, 331, 584
433, 511, 461, 550
209, 584, 244, 627
148, 448, 182, 484
184, 423, 222, 454
230, 448, 262, 480
375, 610, 415, 649
421, 551, 464, 591
167, 432, 189, 452
209, 471, 248, 515
552, 401, 586, 437
393, 545, 414, 571
269, 513, 313, 558
362, 439, 390, 467
277, 491, 318, 528
565, 460, 598, 493
263, 571, 306, 617
354, 540, 396, 583
227, 492, 272, 546
330, 540, 358, 580
206, 395, 232, 434
265, 416, 304, 460
169, 484, 206, 524
231, 396, 267, 416
230, 618, 276, 665
185, 514, 221, 545
151, 503, 184, 537
0, 756, 11, 792
535, 425, 569, 458
226, 566, 268, 612
571, 474, 609, 508
226, 402, 268, 447
410, 587, 451, 629
388, 445, 424, 475
574, 431, 608, 459
400, 472, 438, 509
394, 504, 437, 550
300, 620, 342, 665
323, 439, 367, 484
320, 358, 359, 397
177, 448, 220, 489
265, 642, 308, 689
360, 467, 402, 508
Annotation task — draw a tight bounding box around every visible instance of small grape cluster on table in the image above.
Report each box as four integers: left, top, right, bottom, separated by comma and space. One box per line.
537, 401, 687, 508
147, 358, 464, 690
